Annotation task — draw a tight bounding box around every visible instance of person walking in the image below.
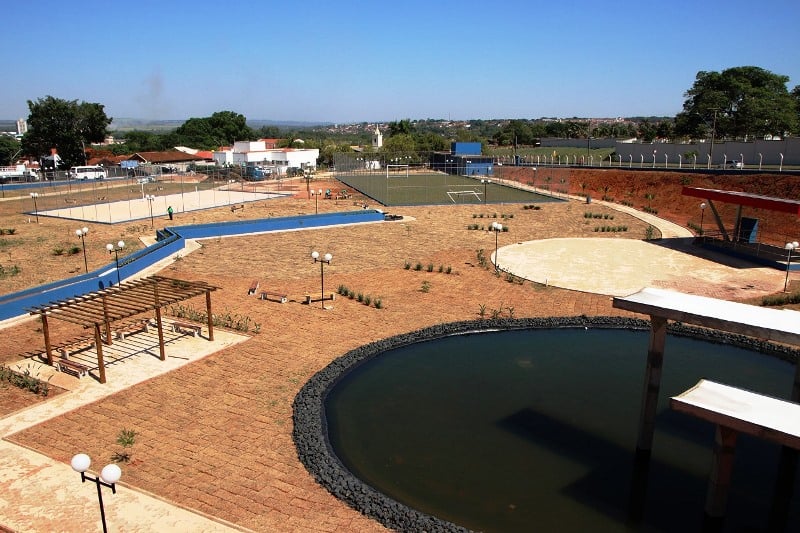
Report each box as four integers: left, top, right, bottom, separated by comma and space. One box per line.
167, 205, 174, 220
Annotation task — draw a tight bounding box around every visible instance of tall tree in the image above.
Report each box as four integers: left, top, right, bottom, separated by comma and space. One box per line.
175, 111, 254, 149
674, 66, 797, 140
22, 96, 112, 168
387, 119, 414, 136
0, 136, 21, 166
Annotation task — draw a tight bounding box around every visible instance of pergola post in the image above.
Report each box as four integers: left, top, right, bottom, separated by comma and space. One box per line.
206, 290, 214, 341
102, 295, 112, 345
41, 314, 53, 365
153, 282, 165, 361
94, 323, 106, 384
705, 425, 737, 524
636, 315, 667, 454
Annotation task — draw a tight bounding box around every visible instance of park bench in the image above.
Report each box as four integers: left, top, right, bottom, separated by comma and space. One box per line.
260, 291, 288, 304
304, 293, 335, 305
59, 338, 95, 358
171, 321, 202, 337
248, 280, 260, 295
114, 319, 151, 340
56, 358, 90, 378
64, 198, 77, 204
231, 204, 245, 212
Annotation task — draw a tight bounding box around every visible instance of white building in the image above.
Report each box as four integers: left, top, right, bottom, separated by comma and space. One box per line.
212, 140, 318, 175
371, 126, 383, 149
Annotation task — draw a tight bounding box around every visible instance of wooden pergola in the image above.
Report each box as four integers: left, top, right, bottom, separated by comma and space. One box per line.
27, 276, 218, 383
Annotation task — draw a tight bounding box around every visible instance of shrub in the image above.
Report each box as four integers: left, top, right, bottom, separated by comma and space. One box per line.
53, 247, 65, 256
356, 292, 364, 302
438, 264, 444, 273
364, 294, 372, 306
414, 262, 423, 271
404, 261, 411, 270
426, 263, 434, 272
421, 280, 431, 293
374, 298, 383, 309
445, 266, 452, 274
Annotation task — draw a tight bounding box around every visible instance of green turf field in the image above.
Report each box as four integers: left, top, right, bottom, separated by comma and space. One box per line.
336, 171, 562, 206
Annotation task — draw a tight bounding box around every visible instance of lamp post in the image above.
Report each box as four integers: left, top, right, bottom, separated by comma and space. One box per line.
145, 194, 155, 228
699, 203, 706, 236
106, 240, 125, 285
784, 241, 799, 292
481, 178, 489, 203
312, 189, 322, 214
311, 251, 332, 308
76, 227, 89, 273
491, 221, 503, 271
30, 192, 39, 223
71, 453, 122, 533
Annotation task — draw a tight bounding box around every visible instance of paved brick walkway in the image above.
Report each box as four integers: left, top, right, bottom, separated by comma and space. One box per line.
0, 196, 790, 532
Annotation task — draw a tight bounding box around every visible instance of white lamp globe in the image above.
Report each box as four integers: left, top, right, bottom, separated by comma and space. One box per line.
106, 243, 113, 252
117, 241, 125, 249
100, 463, 122, 484
75, 229, 82, 237
71, 453, 91, 473
324, 253, 332, 262
311, 251, 319, 260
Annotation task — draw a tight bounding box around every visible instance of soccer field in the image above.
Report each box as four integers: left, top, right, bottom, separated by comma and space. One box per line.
336, 171, 561, 207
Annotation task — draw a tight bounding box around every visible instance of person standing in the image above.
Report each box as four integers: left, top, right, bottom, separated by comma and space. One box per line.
167, 205, 174, 220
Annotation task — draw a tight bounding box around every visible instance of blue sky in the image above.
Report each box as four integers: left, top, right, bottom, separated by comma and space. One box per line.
3, 0, 799, 124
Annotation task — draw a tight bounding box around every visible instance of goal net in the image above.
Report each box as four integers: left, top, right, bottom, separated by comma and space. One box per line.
386, 164, 410, 179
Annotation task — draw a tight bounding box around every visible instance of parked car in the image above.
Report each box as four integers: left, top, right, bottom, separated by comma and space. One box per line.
724, 160, 743, 169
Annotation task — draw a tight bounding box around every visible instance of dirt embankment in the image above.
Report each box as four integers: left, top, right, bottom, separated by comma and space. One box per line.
499, 166, 800, 244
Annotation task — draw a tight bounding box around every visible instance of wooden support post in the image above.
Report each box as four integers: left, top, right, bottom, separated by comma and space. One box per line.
94, 323, 106, 384
705, 425, 737, 522
102, 295, 112, 345
636, 315, 667, 453
42, 314, 53, 365
206, 290, 214, 341
153, 283, 165, 361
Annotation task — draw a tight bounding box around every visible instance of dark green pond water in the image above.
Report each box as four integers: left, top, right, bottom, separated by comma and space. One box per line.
326, 328, 799, 532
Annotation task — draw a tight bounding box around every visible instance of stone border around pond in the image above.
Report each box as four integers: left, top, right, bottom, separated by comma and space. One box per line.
291, 316, 799, 532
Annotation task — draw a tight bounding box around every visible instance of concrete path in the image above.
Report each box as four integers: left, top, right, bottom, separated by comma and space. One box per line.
496, 196, 786, 298
0, 329, 251, 533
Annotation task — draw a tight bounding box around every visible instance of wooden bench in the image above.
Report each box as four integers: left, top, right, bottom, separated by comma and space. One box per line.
231, 204, 245, 212
248, 280, 260, 295
171, 321, 202, 337
114, 319, 151, 340
56, 358, 90, 378
304, 293, 335, 304
59, 339, 95, 358
260, 291, 288, 304
64, 198, 77, 204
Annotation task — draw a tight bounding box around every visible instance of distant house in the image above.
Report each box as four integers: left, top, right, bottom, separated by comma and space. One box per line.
212, 140, 318, 176
126, 150, 207, 171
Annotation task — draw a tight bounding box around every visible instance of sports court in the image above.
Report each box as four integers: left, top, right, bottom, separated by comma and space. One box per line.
34, 188, 288, 224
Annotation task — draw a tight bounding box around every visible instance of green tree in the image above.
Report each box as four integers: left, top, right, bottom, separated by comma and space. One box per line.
387, 119, 414, 136
675, 66, 797, 140
381, 133, 416, 156
22, 96, 112, 168
0, 136, 21, 165
175, 111, 254, 149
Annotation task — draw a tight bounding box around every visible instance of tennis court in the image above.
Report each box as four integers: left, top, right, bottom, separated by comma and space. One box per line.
336, 170, 561, 207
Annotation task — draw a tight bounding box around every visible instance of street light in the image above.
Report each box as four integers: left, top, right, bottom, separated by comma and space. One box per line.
30, 192, 39, 223
491, 221, 503, 271
699, 203, 706, 236
311, 251, 332, 308
145, 194, 155, 228
71, 453, 122, 533
76, 227, 89, 273
312, 188, 322, 214
481, 179, 489, 204
784, 241, 799, 292
106, 240, 125, 286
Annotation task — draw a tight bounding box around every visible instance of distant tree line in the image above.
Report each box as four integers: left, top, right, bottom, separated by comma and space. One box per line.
7, 65, 799, 169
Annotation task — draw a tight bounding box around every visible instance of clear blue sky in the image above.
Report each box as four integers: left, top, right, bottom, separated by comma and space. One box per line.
3, 0, 799, 124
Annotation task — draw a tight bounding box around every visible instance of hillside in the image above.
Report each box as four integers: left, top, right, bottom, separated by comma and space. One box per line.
499, 167, 800, 245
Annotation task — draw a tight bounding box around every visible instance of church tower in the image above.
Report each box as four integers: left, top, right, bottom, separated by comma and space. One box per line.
371, 125, 383, 149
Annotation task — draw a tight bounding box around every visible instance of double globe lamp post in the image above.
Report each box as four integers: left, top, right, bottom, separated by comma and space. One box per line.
311, 251, 332, 308
491, 221, 503, 271
76, 226, 89, 273
70, 453, 122, 533
106, 240, 125, 285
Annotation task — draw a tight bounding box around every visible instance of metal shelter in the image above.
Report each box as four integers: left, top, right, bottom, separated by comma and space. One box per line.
27, 276, 218, 383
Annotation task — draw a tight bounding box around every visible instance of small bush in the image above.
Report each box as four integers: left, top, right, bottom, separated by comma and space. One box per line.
445, 266, 452, 274
364, 294, 372, 306
421, 280, 431, 293
374, 298, 383, 309
404, 261, 411, 270
356, 292, 364, 302
426, 263, 434, 272
52, 247, 65, 256
414, 262, 423, 271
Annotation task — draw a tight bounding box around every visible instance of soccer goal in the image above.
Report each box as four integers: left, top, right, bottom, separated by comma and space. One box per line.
446, 190, 482, 203
386, 164, 410, 179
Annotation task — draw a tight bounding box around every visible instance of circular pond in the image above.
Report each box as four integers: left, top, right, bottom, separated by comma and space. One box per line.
293, 318, 800, 532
